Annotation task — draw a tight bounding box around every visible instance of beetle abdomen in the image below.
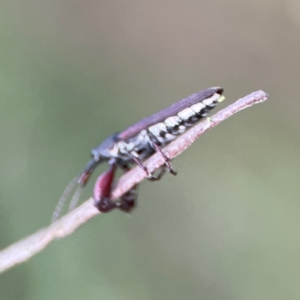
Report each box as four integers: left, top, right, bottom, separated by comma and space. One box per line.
117, 91, 224, 159
146, 91, 223, 146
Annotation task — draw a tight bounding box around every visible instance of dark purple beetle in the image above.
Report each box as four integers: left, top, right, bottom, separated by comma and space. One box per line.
53, 87, 224, 220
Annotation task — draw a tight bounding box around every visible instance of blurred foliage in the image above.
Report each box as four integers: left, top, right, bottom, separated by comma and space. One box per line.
1, 1, 300, 299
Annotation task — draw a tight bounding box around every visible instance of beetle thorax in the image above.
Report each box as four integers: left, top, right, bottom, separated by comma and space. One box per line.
112, 130, 154, 161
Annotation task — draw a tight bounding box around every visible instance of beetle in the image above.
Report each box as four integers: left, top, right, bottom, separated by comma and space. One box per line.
53, 87, 224, 221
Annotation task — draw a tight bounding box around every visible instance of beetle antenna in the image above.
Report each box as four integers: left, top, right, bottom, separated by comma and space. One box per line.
52, 159, 100, 222
52, 176, 79, 222
68, 185, 84, 211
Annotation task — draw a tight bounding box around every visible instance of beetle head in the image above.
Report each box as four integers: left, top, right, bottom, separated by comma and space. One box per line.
90, 133, 119, 161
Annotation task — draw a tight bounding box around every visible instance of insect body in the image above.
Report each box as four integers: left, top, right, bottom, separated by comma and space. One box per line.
53, 87, 224, 220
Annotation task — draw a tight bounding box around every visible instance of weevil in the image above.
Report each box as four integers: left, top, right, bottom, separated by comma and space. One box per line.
53, 87, 224, 220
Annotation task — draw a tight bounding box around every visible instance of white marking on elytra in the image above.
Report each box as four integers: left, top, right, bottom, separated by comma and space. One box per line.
190, 102, 206, 114
178, 125, 186, 132
202, 99, 214, 106
158, 123, 167, 132
155, 136, 165, 144
202, 93, 219, 106
164, 133, 176, 141
164, 116, 181, 128
148, 122, 167, 136
177, 107, 195, 120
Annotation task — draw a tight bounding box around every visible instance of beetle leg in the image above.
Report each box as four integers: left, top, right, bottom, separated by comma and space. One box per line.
93, 164, 117, 213
128, 147, 175, 180
116, 184, 139, 213
119, 163, 131, 172
128, 153, 161, 181
148, 165, 167, 181
115, 162, 139, 212
151, 142, 177, 176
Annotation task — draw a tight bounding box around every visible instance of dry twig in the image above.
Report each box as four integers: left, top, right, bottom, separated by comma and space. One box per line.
0, 90, 269, 273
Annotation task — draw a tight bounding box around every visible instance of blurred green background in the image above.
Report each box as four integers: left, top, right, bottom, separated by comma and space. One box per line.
1, 1, 300, 299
